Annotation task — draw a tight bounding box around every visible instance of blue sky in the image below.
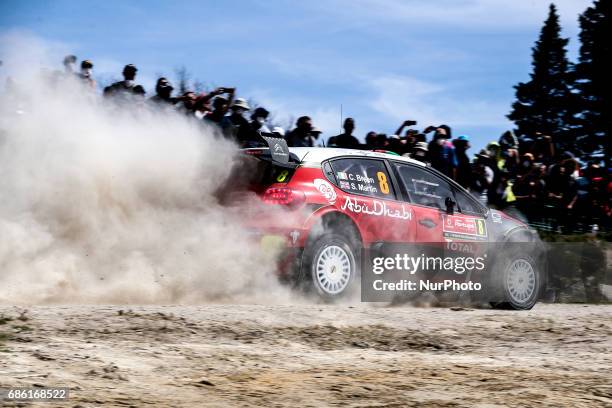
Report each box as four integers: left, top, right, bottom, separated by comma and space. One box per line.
0, 0, 593, 150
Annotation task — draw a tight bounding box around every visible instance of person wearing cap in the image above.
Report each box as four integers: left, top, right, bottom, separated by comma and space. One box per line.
221, 98, 251, 143
103, 64, 143, 101
328, 118, 360, 149
77, 60, 96, 89
149, 77, 176, 106
453, 135, 471, 188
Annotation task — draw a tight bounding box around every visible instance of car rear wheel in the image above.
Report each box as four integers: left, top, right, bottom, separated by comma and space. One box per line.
491, 253, 541, 310
302, 232, 359, 300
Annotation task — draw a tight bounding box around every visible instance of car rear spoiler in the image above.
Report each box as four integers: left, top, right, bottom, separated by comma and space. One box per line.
241, 137, 299, 168
262, 136, 290, 164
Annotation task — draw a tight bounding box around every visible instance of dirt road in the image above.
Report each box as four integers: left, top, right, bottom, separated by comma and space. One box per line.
1, 304, 610, 407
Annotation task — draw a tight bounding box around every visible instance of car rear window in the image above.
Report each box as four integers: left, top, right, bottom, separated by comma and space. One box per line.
328, 158, 395, 199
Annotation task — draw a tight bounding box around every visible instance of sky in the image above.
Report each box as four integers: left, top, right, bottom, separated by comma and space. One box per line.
0, 0, 594, 151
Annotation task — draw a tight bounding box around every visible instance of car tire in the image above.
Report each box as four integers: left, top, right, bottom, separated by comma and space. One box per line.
301, 232, 359, 301
490, 251, 541, 310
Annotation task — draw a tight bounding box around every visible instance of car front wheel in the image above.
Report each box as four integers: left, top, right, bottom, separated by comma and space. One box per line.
491, 253, 541, 310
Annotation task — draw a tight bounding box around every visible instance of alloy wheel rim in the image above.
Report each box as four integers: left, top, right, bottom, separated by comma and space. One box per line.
506, 258, 536, 304
315, 245, 352, 295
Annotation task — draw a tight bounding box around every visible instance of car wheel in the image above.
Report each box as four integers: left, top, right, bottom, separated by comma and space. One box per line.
491, 253, 541, 310
302, 232, 359, 300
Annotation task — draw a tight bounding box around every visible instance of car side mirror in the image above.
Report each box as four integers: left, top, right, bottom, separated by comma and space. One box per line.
445, 197, 456, 215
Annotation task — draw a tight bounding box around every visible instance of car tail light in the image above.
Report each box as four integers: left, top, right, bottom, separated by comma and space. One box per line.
262, 187, 306, 208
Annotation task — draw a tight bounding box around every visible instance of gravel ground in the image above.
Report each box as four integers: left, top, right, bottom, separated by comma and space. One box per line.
0, 303, 611, 407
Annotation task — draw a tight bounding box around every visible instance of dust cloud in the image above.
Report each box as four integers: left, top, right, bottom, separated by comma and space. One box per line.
0, 34, 292, 304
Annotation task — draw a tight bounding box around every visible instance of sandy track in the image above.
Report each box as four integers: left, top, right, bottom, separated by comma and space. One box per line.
1, 304, 611, 407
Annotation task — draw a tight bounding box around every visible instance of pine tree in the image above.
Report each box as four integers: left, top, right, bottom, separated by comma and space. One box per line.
574, 0, 609, 163
508, 4, 573, 150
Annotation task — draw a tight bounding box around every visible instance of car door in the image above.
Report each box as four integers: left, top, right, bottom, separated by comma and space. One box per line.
391, 162, 454, 243
327, 157, 415, 244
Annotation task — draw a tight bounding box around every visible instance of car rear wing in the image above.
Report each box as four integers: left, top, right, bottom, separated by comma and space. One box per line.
242, 137, 300, 169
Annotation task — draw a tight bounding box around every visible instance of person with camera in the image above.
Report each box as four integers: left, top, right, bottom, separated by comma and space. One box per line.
203, 87, 236, 125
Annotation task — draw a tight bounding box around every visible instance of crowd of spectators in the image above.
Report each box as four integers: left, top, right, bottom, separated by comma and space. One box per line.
8, 56, 610, 234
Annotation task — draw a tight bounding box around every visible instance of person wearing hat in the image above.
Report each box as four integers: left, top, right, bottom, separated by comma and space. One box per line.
103, 64, 143, 101
77, 60, 96, 89
453, 135, 471, 188
221, 98, 251, 143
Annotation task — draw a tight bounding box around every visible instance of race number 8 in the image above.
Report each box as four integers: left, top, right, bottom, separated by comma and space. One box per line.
476, 219, 485, 235
377, 172, 390, 194
276, 170, 289, 182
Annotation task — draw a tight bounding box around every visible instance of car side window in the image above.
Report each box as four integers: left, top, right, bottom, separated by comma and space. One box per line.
394, 163, 453, 210
329, 158, 396, 199
453, 186, 485, 215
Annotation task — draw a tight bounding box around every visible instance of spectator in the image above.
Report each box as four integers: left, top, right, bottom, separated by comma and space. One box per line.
453, 135, 471, 189
472, 150, 496, 205
286, 116, 316, 147
221, 98, 251, 142
204, 97, 228, 124
408, 141, 429, 164
428, 128, 457, 179
63, 55, 77, 74
103, 64, 142, 102
386, 135, 403, 155
364, 131, 378, 150
499, 130, 519, 151
237, 106, 271, 148
77, 60, 96, 89
176, 91, 197, 115
518, 152, 535, 176
148, 77, 176, 106
327, 118, 360, 149
376, 133, 388, 150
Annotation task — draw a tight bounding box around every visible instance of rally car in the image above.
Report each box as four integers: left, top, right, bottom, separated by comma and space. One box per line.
235, 138, 544, 310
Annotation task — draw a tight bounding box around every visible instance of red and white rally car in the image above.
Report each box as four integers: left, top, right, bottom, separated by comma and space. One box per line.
234, 139, 544, 310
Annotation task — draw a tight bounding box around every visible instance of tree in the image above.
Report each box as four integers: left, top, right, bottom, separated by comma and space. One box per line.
508, 4, 574, 151
574, 0, 609, 163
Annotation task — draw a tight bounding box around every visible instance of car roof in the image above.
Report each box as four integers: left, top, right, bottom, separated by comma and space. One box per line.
289, 147, 426, 166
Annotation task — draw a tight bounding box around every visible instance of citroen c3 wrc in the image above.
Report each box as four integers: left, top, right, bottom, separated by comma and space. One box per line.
235, 138, 544, 310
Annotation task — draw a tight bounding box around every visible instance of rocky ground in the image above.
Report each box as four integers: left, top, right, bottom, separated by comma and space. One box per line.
0, 304, 611, 407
